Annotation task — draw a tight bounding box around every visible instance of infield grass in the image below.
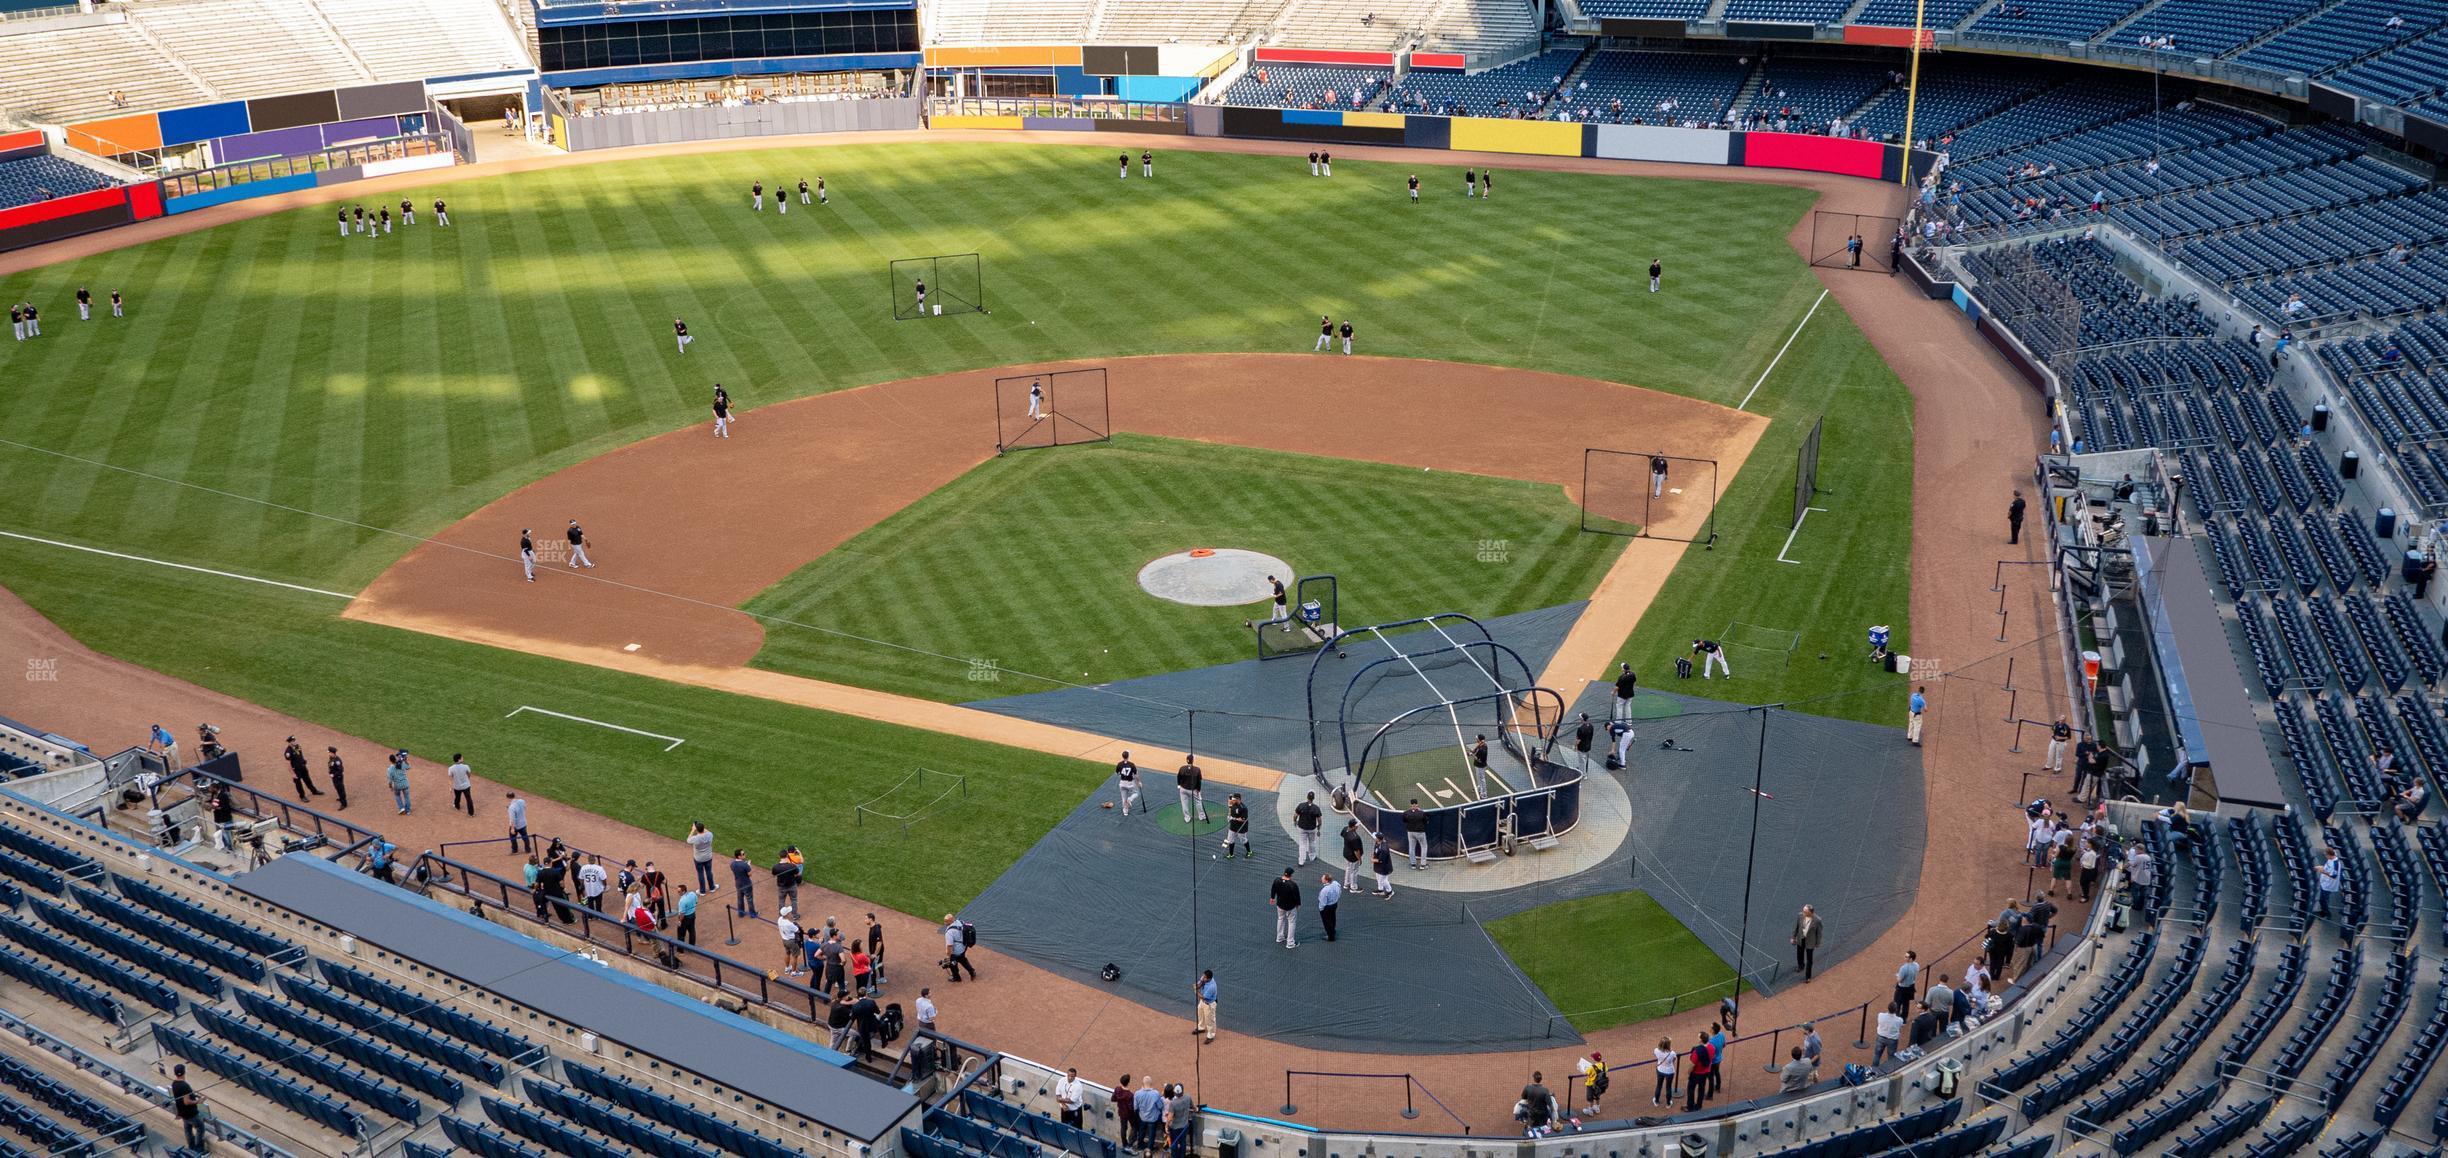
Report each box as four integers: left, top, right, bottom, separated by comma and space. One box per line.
0, 140, 1917, 911
1488, 891, 1741, 1034
743, 433, 1626, 700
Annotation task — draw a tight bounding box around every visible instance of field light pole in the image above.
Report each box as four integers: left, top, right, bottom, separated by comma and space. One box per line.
2138, 35, 2174, 167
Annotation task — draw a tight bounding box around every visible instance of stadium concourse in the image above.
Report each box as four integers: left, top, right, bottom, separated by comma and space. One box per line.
0, 128, 2068, 1135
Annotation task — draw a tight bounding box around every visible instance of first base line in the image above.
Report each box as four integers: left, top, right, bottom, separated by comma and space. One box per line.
504, 705, 686, 751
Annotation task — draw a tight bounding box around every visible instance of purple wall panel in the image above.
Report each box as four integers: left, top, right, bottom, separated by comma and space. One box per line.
319, 117, 401, 147
214, 124, 324, 162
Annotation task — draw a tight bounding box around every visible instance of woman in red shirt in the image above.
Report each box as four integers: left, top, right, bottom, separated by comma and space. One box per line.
851, 946, 873, 995
1683, 1034, 1714, 1112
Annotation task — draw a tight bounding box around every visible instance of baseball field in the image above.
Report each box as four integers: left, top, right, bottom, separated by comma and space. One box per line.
0, 138, 1913, 922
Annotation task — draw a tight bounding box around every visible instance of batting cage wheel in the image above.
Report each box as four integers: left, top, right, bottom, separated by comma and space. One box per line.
889, 253, 986, 320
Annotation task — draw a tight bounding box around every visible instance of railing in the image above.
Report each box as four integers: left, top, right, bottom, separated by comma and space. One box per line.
1280, 1072, 1470, 1132
411, 850, 839, 1027
157, 133, 453, 199
169, 767, 381, 859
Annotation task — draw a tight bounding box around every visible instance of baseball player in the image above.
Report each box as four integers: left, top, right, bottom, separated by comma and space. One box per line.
914, 278, 927, 314
1176, 755, 1206, 822
1481, 169, 1493, 198
1119, 152, 1129, 180
380, 206, 392, 234
1315, 315, 1333, 352
1339, 319, 1354, 355
434, 199, 449, 226
777, 183, 788, 215
75, 287, 90, 321
566, 520, 595, 569
353, 206, 366, 233
401, 198, 415, 225
1028, 379, 1045, 420
19, 303, 34, 336
8, 304, 19, 342
1693, 638, 1729, 679
1407, 174, 1419, 203
1308, 150, 1320, 176
519, 529, 537, 582
1221, 793, 1251, 858
752, 181, 764, 211
1465, 169, 1476, 197
712, 384, 733, 438
817, 177, 827, 205
1651, 454, 1669, 497
1140, 150, 1153, 177
799, 178, 811, 204
109, 290, 123, 318
1267, 575, 1290, 625
674, 317, 692, 354
1649, 259, 1663, 293
1115, 752, 1142, 816
338, 207, 350, 238
1320, 150, 1332, 176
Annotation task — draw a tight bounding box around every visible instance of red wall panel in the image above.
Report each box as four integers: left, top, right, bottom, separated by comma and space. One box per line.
1741, 131, 1886, 179
0, 186, 127, 231
126, 180, 165, 221
1409, 52, 1467, 69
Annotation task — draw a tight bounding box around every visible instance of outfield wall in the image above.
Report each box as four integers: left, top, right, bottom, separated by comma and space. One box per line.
560, 96, 921, 151
1178, 107, 1923, 182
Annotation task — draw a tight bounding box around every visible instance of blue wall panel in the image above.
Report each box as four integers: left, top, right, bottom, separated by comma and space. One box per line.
1115, 76, 1200, 102
542, 51, 919, 88
157, 102, 252, 148
164, 172, 318, 215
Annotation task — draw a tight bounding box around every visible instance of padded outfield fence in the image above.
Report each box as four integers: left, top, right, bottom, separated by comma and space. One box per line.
890, 253, 985, 320
994, 367, 1111, 452
1580, 449, 1718, 544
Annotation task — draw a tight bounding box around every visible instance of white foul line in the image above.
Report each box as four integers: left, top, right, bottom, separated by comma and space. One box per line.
1738, 288, 1830, 412
0, 529, 356, 599
1778, 507, 1829, 565
505, 705, 686, 752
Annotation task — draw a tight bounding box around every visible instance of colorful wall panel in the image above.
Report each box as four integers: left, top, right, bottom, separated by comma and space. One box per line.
162, 172, 317, 215
1216, 106, 1405, 145
157, 101, 250, 148
245, 90, 343, 132
1842, 24, 1936, 46
933, 114, 1026, 130
1448, 116, 1583, 157
0, 196, 135, 253
1115, 75, 1202, 102
923, 45, 1081, 68
335, 81, 428, 120
1409, 52, 1466, 69
214, 124, 325, 163
1739, 131, 1886, 178
66, 114, 161, 157
1591, 123, 1732, 164
1252, 48, 1394, 66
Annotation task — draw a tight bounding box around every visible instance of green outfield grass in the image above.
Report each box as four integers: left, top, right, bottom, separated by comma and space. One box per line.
743, 433, 1625, 700
1487, 891, 1739, 1034
0, 140, 1916, 910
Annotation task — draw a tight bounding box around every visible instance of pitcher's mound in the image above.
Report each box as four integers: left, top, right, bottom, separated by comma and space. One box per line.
1136, 548, 1292, 607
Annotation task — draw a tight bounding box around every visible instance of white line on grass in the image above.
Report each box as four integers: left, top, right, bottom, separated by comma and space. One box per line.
504, 705, 686, 752
0, 530, 356, 599
1777, 507, 1830, 564
1738, 288, 1830, 412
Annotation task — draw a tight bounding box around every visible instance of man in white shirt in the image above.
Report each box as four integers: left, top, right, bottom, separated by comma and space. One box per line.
446, 755, 474, 815
578, 857, 608, 912
777, 909, 803, 976
1053, 1068, 1087, 1129
915, 987, 939, 1034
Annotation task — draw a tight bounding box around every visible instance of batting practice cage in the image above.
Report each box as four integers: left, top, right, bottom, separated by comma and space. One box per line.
1580, 448, 1718, 544
1809, 211, 1901, 273
1304, 613, 1579, 860
1794, 416, 1825, 528
994, 367, 1111, 452
890, 253, 985, 320
1254, 574, 1339, 661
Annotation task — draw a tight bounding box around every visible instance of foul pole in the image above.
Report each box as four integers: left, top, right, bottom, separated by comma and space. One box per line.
1899, 0, 1929, 185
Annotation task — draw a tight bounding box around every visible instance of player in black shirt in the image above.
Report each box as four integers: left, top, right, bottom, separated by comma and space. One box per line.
8, 304, 20, 341
520, 528, 537, 581
353, 205, 366, 233
401, 197, 415, 225
1315, 315, 1333, 352
1221, 792, 1250, 858
566, 519, 595, 569
674, 317, 692, 354
1319, 150, 1332, 176
1407, 174, 1419, 203
74, 287, 90, 321
816, 177, 827, 205
1480, 169, 1493, 198
1339, 320, 1354, 354
752, 180, 764, 211
19, 303, 33, 336
712, 384, 733, 439
1119, 153, 1130, 180
379, 206, 392, 233
434, 198, 449, 226
1464, 168, 1476, 197
109, 289, 123, 318
798, 178, 811, 204
338, 207, 349, 238
1650, 454, 1669, 497
914, 278, 927, 314
1308, 151, 1320, 176
1649, 259, 1663, 293
1140, 149, 1153, 177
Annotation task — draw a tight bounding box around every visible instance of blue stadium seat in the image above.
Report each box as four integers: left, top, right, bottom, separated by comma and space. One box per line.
0, 910, 179, 1013
114, 877, 305, 963
275, 973, 507, 1085
74, 886, 266, 983
191, 1006, 425, 1124
0, 155, 113, 212
32, 898, 224, 998
150, 1024, 367, 1140
234, 990, 466, 1104
1382, 49, 1584, 119
440, 1115, 553, 1158
317, 960, 540, 1059
561, 1060, 814, 1158
0, 942, 124, 1026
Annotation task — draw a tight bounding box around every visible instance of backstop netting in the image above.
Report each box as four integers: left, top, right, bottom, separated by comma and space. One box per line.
1581, 449, 1718, 544
1810, 211, 1900, 273
1794, 416, 1824, 529
995, 368, 1111, 452
891, 253, 985, 320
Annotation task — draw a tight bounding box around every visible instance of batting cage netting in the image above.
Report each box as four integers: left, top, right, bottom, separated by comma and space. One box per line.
890, 253, 985, 320
995, 367, 1111, 452
1581, 449, 1718, 544
1794, 416, 1824, 529
1809, 211, 1901, 273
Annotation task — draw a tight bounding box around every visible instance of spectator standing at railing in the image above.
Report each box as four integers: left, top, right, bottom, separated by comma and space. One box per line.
774, 848, 802, 914
2017, 896, 2054, 976
687, 822, 717, 893
1054, 1068, 1086, 1129
675, 886, 699, 945
1872, 1003, 1903, 1068
730, 850, 756, 917
1681, 1036, 1712, 1112
446, 754, 474, 815
579, 856, 607, 912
